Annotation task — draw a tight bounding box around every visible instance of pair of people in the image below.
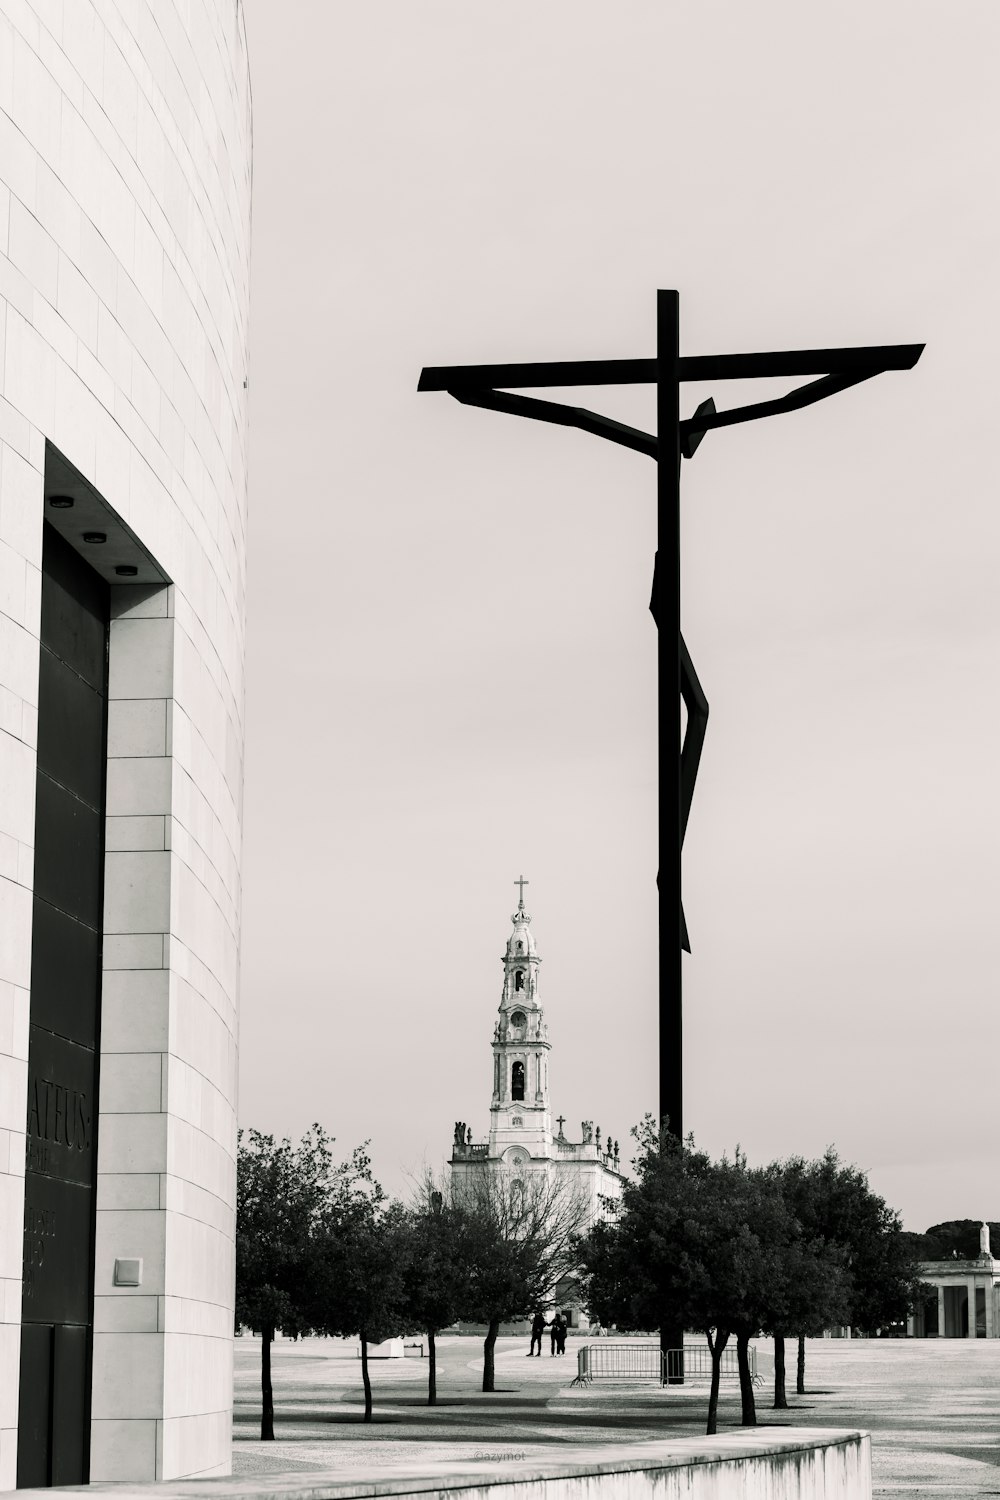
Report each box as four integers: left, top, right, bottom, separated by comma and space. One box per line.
527, 1309, 568, 1356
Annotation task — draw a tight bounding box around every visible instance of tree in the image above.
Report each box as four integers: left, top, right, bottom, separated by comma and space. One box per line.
580, 1122, 845, 1433
235, 1126, 382, 1439
452, 1164, 590, 1392
303, 1181, 402, 1422
760, 1183, 851, 1410
579, 1126, 746, 1431
777, 1150, 923, 1394
236, 1126, 335, 1439
400, 1187, 472, 1405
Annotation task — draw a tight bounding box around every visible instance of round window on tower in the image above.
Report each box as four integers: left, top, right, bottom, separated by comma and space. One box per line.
510, 1010, 526, 1028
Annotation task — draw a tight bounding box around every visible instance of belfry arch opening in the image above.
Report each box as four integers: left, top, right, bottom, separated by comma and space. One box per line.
511, 1061, 525, 1101
514, 969, 525, 991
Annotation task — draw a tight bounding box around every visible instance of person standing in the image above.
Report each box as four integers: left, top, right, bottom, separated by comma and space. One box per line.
528, 1309, 546, 1357
556, 1312, 568, 1356
550, 1311, 563, 1355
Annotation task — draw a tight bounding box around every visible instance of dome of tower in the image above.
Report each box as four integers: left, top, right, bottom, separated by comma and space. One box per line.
506, 910, 537, 957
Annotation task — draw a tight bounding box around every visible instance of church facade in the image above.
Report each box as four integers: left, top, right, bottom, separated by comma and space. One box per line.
449, 885, 624, 1322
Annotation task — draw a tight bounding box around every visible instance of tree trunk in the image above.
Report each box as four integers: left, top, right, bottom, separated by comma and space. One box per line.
773, 1333, 787, 1409
261, 1324, 275, 1441
482, 1317, 501, 1393
796, 1332, 806, 1395
427, 1329, 437, 1406
705, 1330, 728, 1436
736, 1332, 756, 1426
360, 1334, 373, 1421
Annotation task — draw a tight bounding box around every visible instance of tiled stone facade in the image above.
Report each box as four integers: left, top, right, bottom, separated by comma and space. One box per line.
0, 0, 250, 1485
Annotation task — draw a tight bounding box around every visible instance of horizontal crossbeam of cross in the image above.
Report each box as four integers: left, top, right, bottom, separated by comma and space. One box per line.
417, 342, 924, 392
420, 344, 924, 462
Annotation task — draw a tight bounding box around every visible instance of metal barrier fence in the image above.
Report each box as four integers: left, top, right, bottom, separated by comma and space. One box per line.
572, 1342, 662, 1383
572, 1341, 761, 1386
664, 1343, 761, 1386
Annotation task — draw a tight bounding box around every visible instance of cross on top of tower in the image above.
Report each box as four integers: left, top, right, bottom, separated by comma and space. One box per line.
514, 874, 529, 908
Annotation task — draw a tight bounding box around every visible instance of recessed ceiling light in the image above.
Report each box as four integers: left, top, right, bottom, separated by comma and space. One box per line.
82, 532, 106, 544
115, 565, 138, 577
48, 495, 74, 509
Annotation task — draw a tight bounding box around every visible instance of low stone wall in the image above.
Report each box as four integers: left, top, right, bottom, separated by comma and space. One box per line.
31, 1428, 870, 1499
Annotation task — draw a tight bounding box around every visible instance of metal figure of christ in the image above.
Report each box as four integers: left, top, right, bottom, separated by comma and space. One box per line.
419, 291, 923, 1146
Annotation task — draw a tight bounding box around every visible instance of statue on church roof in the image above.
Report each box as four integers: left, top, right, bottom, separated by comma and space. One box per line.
581, 1121, 593, 1145
981, 1222, 991, 1258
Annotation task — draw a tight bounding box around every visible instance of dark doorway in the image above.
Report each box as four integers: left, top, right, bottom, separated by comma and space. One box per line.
17, 525, 108, 1487
923, 1290, 939, 1337
943, 1285, 969, 1339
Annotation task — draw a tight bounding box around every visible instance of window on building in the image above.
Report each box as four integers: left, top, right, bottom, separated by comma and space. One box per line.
511, 1061, 525, 1101
515, 970, 524, 991
516, 941, 523, 952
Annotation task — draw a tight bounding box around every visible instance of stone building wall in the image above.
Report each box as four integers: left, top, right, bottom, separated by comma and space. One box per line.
0, 0, 251, 1484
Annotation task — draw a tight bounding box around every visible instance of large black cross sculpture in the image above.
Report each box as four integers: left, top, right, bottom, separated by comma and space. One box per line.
419, 287, 922, 1158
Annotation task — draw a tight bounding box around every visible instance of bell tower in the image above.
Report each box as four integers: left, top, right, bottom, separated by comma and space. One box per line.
488, 877, 552, 1159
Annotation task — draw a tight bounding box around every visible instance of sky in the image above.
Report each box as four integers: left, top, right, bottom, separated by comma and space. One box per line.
237, 1, 1000, 1233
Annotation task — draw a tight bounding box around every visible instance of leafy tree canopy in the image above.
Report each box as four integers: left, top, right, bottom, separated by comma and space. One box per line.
776, 1148, 922, 1333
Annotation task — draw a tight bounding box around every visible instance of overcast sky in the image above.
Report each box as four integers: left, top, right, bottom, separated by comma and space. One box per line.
237, 1, 999, 1233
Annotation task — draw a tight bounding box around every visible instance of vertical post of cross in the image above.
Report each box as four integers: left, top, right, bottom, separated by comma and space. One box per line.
657, 288, 683, 1142
657, 288, 685, 1382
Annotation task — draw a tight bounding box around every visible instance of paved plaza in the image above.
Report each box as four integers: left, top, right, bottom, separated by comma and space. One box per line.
233, 1333, 1000, 1497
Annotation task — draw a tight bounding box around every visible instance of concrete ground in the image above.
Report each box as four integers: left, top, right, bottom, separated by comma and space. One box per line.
233, 1333, 1000, 1497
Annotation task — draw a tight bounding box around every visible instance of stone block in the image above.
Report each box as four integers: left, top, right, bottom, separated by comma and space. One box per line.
89, 1417, 157, 1482
100, 968, 169, 1052
94, 1209, 165, 1296
103, 849, 170, 932
108, 698, 167, 757
108, 617, 173, 700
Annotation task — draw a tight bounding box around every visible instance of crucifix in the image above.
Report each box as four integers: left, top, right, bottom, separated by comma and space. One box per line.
514, 874, 529, 906
556, 1115, 566, 1136
420, 295, 922, 1376
422, 296, 922, 1145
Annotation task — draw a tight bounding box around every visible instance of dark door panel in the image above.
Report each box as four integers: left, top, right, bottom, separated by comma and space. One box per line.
51, 1325, 90, 1485
16, 1324, 52, 1488
15, 1324, 90, 1488
36, 648, 106, 806
27, 900, 100, 1048
22, 1174, 94, 1324
24, 1025, 96, 1187
19, 520, 108, 1487
39, 528, 108, 689
32, 774, 103, 928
